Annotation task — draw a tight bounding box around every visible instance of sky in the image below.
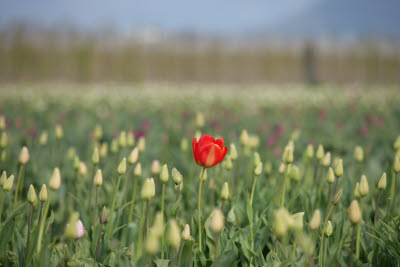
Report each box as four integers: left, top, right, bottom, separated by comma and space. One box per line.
0, 0, 317, 34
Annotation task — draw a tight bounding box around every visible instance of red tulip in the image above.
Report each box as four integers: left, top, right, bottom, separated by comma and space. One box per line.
192, 135, 227, 168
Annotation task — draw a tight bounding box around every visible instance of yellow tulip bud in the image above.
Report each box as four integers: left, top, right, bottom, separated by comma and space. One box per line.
274, 208, 290, 237
316, 144, 324, 160
253, 152, 261, 168
55, 124, 63, 140
19, 146, 30, 165
195, 112, 205, 128
137, 137, 146, 152
160, 164, 169, 183
354, 146, 364, 163
348, 200, 361, 224
229, 143, 238, 160
110, 139, 118, 154
0, 116, 5, 131
278, 163, 286, 174
325, 220, 333, 237
141, 178, 155, 200
0, 132, 7, 149
94, 169, 103, 186
378, 172, 386, 190
49, 168, 61, 191
321, 152, 331, 167
394, 156, 400, 173
134, 163, 142, 177
309, 210, 321, 230
151, 160, 161, 175
180, 138, 188, 152
128, 147, 139, 165
200, 168, 207, 181
326, 167, 335, 184
221, 182, 229, 200
92, 147, 100, 164
305, 144, 314, 160
79, 162, 87, 176
127, 132, 135, 147
359, 175, 369, 197
145, 232, 159, 255
210, 208, 224, 233
254, 162, 262, 176
39, 131, 48, 146
151, 212, 164, 237
289, 212, 304, 230
288, 165, 300, 182
167, 219, 181, 248
117, 157, 126, 175
0, 171, 7, 186
240, 130, 249, 147
282, 145, 293, 164
182, 224, 190, 240
172, 168, 182, 184
3, 175, 14, 191
354, 183, 360, 199
334, 159, 343, 177
39, 184, 48, 202
100, 142, 108, 158
27, 184, 37, 205
118, 131, 127, 148
394, 136, 400, 150
93, 124, 103, 141
222, 156, 233, 171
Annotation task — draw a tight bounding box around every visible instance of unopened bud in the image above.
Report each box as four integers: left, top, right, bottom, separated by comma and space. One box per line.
195, 112, 205, 128
39, 131, 48, 146
182, 224, 190, 240
325, 220, 333, 237
134, 163, 142, 177
222, 156, 233, 170
55, 124, 63, 140
127, 132, 135, 147
321, 152, 331, 167
274, 208, 290, 237
79, 162, 87, 176
394, 136, 400, 150
93, 124, 103, 141
0, 132, 7, 149
137, 137, 146, 152
73, 156, 80, 171
118, 131, 127, 148
19, 146, 29, 165
141, 178, 155, 200
378, 172, 386, 190
264, 161, 272, 175
3, 175, 14, 191
92, 147, 100, 164
94, 169, 103, 186
354, 183, 360, 198
167, 219, 181, 248
151, 160, 161, 175
334, 159, 343, 177
254, 162, 262, 176
151, 212, 164, 237
326, 167, 335, 184
305, 144, 314, 160
100, 206, 107, 224
240, 130, 249, 146
348, 200, 361, 224
253, 152, 261, 168
172, 168, 182, 184
200, 168, 207, 181
145, 232, 159, 255
288, 165, 300, 182
248, 135, 260, 149
0, 116, 5, 130
278, 163, 286, 174
359, 175, 369, 197
39, 184, 48, 202
394, 156, 400, 173
67, 147, 76, 160
110, 139, 118, 154
282, 146, 293, 164
221, 182, 229, 200
160, 164, 169, 183
289, 212, 304, 230
117, 157, 126, 175
316, 144, 324, 160
128, 147, 139, 165
100, 142, 108, 158
309, 210, 321, 230
354, 146, 364, 163
27, 184, 37, 205
210, 208, 224, 233
175, 181, 183, 192
49, 168, 61, 191
180, 138, 188, 152
0, 171, 7, 186
229, 144, 238, 160
332, 188, 343, 205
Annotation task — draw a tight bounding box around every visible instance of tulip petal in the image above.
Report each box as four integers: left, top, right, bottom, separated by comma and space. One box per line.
215, 138, 224, 148
192, 138, 199, 163
198, 135, 215, 147
198, 143, 226, 167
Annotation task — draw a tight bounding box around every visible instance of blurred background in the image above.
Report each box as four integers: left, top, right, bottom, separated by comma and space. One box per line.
1, 0, 400, 85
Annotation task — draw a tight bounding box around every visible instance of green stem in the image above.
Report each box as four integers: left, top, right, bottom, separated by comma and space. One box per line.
128, 175, 139, 223
319, 205, 333, 267
280, 164, 291, 207
335, 226, 351, 260
250, 175, 259, 206
177, 241, 185, 267
355, 200, 363, 259
94, 187, 99, 226
145, 200, 150, 239
291, 237, 298, 262
93, 223, 103, 267
107, 174, 122, 239
0, 190, 4, 224
324, 183, 332, 221
349, 226, 356, 267
215, 233, 220, 259
198, 168, 205, 253
323, 237, 328, 266
136, 201, 148, 259
14, 164, 25, 208
37, 201, 43, 225
374, 190, 382, 227
25, 204, 33, 266
88, 164, 97, 217
161, 183, 166, 259
37, 191, 52, 253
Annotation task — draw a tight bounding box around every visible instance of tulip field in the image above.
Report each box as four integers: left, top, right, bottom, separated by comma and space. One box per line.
0, 84, 400, 266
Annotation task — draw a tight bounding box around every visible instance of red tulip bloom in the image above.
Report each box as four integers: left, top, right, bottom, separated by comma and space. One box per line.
192, 135, 227, 168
